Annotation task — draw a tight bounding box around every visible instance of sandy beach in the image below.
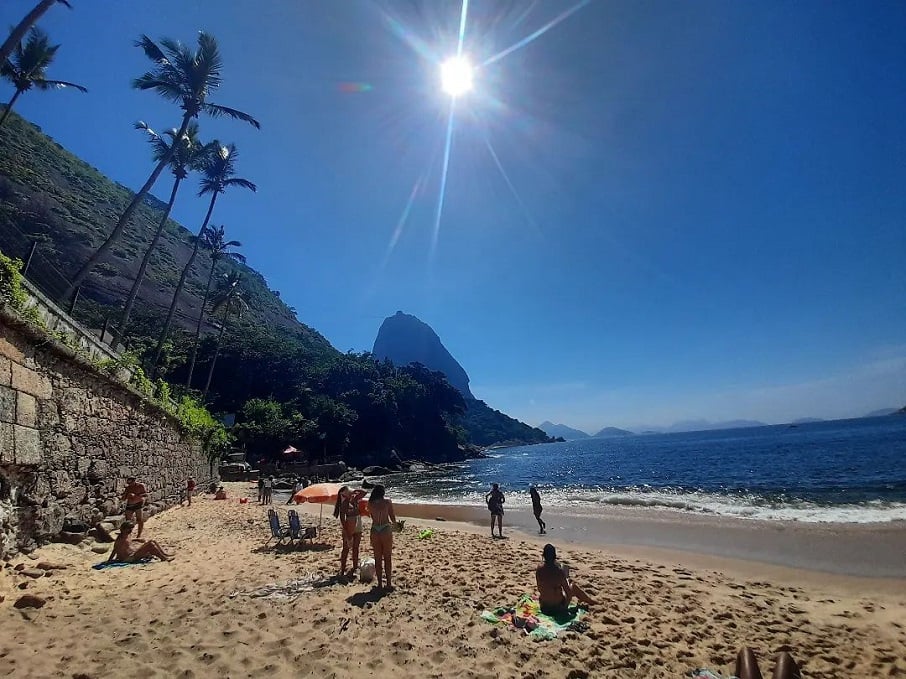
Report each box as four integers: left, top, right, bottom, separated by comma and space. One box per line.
1, 483, 904, 678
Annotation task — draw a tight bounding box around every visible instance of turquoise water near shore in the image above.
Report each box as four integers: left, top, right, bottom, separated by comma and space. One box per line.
383, 416, 906, 523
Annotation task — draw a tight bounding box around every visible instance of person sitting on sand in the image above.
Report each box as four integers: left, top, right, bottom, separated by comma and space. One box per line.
334, 486, 367, 577
535, 544, 595, 617
107, 521, 173, 563
214, 486, 227, 500
368, 484, 397, 591
530, 485, 546, 534
485, 483, 505, 538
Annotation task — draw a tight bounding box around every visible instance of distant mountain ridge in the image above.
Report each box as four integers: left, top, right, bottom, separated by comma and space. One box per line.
593, 426, 634, 438
538, 421, 589, 440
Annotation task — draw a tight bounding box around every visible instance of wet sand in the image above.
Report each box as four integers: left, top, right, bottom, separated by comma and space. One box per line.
1, 483, 904, 678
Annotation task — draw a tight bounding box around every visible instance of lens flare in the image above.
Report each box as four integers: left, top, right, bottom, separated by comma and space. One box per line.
440, 56, 474, 97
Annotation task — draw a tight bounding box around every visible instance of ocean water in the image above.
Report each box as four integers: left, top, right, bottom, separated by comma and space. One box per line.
386, 416, 906, 523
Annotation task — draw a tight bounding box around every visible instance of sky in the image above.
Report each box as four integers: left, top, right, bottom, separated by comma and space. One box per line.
1, 0, 904, 431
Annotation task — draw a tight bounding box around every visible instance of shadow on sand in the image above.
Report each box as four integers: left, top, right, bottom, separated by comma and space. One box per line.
251, 542, 333, 555
346, 586, 391, 608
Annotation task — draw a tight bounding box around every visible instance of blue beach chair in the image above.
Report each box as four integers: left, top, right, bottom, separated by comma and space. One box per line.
287, 509, 317, 545
265, 508, 291, 547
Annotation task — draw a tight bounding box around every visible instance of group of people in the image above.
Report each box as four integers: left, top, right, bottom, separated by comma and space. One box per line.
484, 483, 547, 537
333, 484, 397, 590
106, 476, 173, 563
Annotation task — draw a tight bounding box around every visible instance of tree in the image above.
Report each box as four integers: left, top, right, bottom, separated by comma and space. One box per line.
119, 120, 206, 331
186, 225, 245, 388
65, 32, 259, 299
202, 272, 248, 400
0, 0, 71, 68
0, 26, 85, 128
151, 143, 255, 375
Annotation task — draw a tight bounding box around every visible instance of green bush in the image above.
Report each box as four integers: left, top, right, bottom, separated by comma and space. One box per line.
0, 250, 29, 311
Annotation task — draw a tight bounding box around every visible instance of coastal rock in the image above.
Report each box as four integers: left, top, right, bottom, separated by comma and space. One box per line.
54, 531, 86, 545
13, 594, 46, 609
91, 545, 109, 554
362, 466, 392, 476
35, 561, 65, 571
20, 567, 45, 578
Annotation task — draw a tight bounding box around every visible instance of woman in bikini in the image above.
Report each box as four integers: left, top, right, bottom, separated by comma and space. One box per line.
535, 544, 595, 617
367, 484, 397, 591
333, 485, 367, 577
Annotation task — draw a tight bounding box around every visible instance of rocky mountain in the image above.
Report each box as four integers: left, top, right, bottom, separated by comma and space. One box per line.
539, 422, 590, 440
373, 311, 474, 398
592, 426, 634, 438
372, 311, 551, 447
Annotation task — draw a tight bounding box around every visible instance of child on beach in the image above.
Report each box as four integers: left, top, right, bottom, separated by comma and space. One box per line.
485, 483, 505, 538
530, 486, 546, 534
368, 484, 397, 591
334, 486, 367, 578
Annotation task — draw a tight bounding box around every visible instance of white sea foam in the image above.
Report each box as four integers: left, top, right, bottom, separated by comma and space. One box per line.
386, 484, 906, 523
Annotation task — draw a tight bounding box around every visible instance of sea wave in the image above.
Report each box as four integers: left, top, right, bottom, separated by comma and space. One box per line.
385, 483, 906, 523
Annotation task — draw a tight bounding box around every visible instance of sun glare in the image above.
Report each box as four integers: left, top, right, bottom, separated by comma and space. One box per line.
440, 56, 474, 97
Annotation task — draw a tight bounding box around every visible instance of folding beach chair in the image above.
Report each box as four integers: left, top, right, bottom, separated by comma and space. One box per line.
287, 509, 317, 545
265, 508, 291, 546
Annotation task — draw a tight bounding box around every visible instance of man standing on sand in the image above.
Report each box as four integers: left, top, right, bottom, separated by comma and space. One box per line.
121, 476, 148, 538
185, 477, 196, 507
530, 486, 546, 534
485, 483, 505, 538
263, 475, 274, 504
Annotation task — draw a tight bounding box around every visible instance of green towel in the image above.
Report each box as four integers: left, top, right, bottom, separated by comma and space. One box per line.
480, 594, 586, 640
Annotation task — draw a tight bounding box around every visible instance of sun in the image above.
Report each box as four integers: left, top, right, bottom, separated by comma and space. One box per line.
440, 56, 474, 97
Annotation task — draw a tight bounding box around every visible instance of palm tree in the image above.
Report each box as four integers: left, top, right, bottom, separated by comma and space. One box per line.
65, 32, 259, 299
0, 0, 71, 68
185, 224, 245, 388
202, 272, 248, 400
119, 120, 206, 332
0, 27, 86, 128
150, 143, 255, 375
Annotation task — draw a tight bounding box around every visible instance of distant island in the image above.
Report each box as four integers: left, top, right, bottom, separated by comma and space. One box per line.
538, 421, 590, 440
592, 426, 634, 438
790, 417, 825, 425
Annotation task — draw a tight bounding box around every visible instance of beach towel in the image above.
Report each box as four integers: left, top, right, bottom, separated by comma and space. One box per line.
92, 559, 151, 570
481, 594, 587, 640
689, 671, 736, 679
418, 528, 435, 539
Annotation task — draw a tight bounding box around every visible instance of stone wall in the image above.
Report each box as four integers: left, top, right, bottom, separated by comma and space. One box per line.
0, 308, 215, 558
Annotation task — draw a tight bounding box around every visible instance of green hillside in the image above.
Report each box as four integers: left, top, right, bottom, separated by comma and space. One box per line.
0, 111, 549, 456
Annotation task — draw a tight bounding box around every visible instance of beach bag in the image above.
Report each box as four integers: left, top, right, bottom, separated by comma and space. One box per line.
359, 558, 376, 583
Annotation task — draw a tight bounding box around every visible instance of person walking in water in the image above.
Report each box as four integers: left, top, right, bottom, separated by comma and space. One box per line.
368, 484, 397, 591
485, 483, 505, 538
530, 486, 546, 534
334, 485, 367, 578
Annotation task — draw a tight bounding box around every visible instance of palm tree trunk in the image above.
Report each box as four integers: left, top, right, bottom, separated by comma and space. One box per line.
119, 175, 182, 333
202, 307, 229, 401
0, 90, 24, 129
0, 0, 59, 66
65, 113, 191, 300
185, 257, 217, 388
149, 191, 218, 377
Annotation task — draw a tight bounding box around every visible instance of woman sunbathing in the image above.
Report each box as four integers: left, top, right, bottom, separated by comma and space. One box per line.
107, 521, 173, 563
535, 544, 595, 616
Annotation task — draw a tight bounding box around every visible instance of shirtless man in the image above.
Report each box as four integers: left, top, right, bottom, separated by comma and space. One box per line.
121, 476, 148, 538
535, 544, 595, 617
107, 521, 172, 563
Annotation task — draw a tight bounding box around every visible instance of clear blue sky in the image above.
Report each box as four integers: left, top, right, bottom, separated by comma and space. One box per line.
3, 1, 904, 431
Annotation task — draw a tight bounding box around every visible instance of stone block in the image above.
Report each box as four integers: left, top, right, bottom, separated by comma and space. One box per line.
0, 384, 15, 423
0, 336, 25, 363
16, 392, 36, 427
13, 425, 41, 465
10, 364, 51, 400
0, 421, 13, 463
0, 356, 11, 387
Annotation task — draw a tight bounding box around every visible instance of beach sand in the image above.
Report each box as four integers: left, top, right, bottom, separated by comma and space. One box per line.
1, 483, 904, 678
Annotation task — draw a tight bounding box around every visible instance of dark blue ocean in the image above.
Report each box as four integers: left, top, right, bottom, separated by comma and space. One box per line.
389, 416, 906, 523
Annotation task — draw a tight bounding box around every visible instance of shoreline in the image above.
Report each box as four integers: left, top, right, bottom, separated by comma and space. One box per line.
283, 492, 906, 582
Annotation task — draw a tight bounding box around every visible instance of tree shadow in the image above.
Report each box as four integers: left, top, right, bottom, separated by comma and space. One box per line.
345, 587, 390, 608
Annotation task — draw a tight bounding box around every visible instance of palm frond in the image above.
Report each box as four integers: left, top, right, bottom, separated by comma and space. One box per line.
226, 252, 247, 264
32, 78, 86, 92
223, 177, 257, 192
131, 73, 184, 103
190, 32, 223, 95
134, 35, 168, 64
203, 102, 260, 129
